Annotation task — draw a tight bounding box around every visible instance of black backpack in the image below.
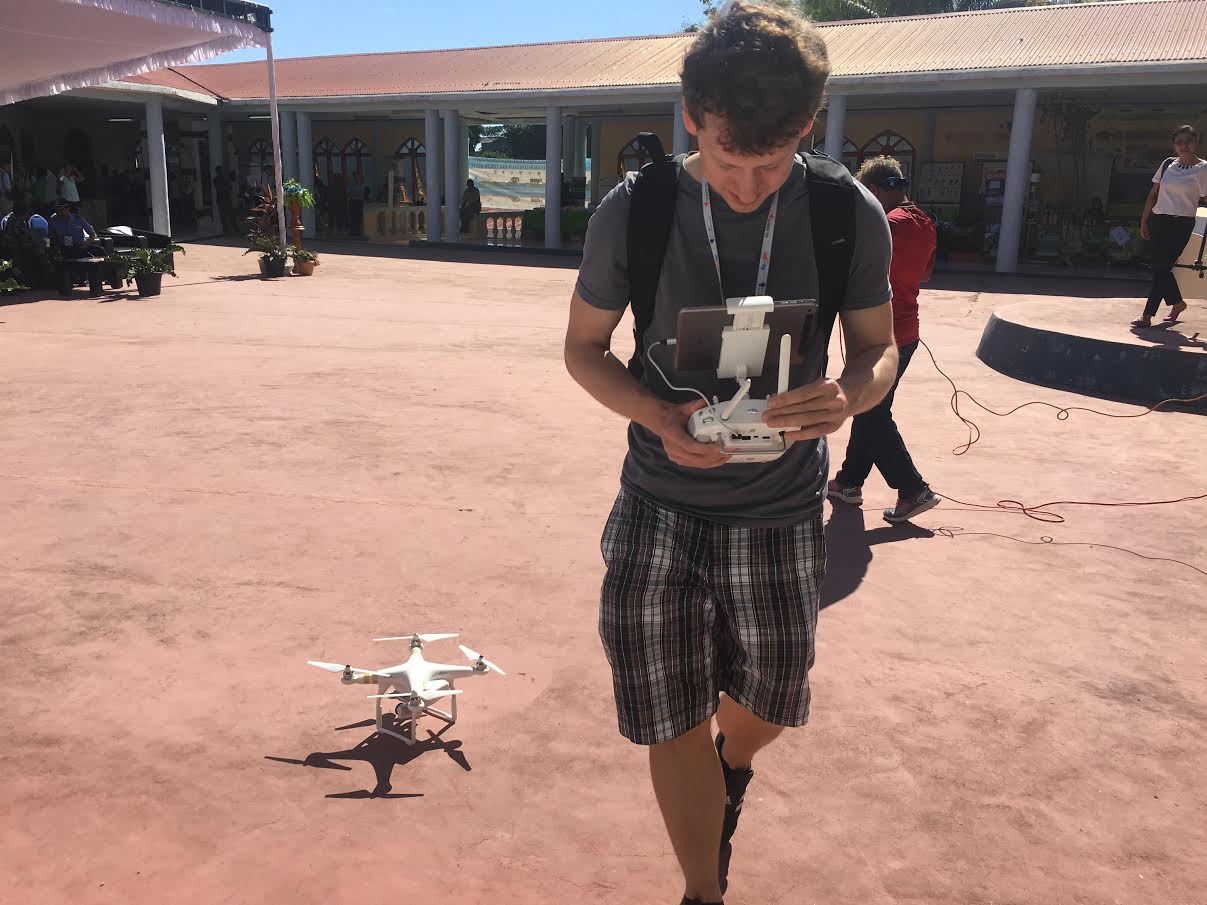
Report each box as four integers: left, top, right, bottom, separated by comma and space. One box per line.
624, 132, 858, 376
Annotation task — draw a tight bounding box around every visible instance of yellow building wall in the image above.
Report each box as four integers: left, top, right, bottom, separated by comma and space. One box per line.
597, 115, 679, 196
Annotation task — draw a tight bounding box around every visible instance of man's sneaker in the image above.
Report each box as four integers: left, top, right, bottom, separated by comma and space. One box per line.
715, 733, 754, 896
826, 480, 863, 506
883, 487, 940, 524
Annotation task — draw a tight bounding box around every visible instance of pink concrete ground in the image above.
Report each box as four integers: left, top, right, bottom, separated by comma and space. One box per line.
1, 244, 1204, 905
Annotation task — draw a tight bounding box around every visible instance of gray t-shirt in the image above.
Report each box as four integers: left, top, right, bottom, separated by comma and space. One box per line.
576, 156, 892, 527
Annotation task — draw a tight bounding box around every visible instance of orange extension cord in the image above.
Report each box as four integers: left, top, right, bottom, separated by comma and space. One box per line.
835, 323, 1207, 529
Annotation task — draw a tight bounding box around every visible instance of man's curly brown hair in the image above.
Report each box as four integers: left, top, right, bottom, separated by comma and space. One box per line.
681, 1, 831, 156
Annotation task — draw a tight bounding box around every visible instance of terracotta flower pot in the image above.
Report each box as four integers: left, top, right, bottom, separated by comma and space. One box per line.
293, 260, 316, 276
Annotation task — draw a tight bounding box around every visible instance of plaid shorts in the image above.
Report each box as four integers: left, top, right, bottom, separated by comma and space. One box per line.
599, 488, 826, 745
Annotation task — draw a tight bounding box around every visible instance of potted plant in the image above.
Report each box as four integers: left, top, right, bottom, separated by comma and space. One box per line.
245, 232, 291, 278
282, 178, 315, 225
107, 244, 185, 297
290, 246, 319, 276
243, 184, 291, 277
0, 259, 26, 295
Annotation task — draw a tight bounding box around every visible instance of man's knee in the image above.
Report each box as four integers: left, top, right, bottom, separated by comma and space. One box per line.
651, 718, 714, 754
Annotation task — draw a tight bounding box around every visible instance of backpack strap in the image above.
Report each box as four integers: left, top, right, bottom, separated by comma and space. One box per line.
1160, 156, 1176, 180
802, 150, 858, 336
625, 132, 683, 375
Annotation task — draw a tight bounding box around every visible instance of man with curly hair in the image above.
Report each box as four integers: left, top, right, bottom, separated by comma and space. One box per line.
565, 3, 897, 902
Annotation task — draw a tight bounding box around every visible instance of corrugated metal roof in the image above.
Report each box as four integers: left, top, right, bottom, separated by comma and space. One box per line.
824, 0, 1207, 75
126, 0, 1207, 100
133, 33, 695, 99
123, 69, 220, 97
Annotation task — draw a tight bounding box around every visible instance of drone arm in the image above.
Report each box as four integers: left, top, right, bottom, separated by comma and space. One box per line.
430, 665, 477, 682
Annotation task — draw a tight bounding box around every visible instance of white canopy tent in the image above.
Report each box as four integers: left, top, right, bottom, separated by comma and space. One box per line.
0, 0, 285, 244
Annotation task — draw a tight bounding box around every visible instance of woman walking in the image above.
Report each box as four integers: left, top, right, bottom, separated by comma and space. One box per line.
1134, 125, 1207, 327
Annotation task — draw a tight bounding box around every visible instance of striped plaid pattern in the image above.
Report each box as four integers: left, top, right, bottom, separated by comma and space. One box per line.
599, 488, 826, 745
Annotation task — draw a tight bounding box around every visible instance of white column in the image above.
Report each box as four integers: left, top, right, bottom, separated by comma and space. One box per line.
265, 33, 286, 247
206, 110, 223, 231
442, 109, 460, 241
823, 94, 847, 161
145, 98, 170, 235
296, 111, 314, 233
425, 109, 440, 241
997, 87, 1038, 274
561, 118, 572, 182
589, 117, 602, 206
673, 101, 689, 156
459, 126, 470, 199
545, 107, 562, 249
279, 106, 297, 183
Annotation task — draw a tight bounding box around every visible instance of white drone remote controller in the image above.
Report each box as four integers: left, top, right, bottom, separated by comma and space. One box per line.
686, 297, 797, 463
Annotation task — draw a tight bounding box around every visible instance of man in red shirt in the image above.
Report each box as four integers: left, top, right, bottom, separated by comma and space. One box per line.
828, 156, 939, 522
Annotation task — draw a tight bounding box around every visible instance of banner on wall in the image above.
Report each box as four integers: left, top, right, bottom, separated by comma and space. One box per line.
468, 156, 593, 210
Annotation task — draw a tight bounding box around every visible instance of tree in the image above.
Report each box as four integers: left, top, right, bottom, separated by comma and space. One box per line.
474, 124, 547, 160
697, 0, 1108, 25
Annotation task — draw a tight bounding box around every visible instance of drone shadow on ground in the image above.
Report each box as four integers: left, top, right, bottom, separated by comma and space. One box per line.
265, 715, 471, 799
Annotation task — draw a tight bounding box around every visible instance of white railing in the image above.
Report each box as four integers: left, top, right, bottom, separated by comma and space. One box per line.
484, 213, 525, 246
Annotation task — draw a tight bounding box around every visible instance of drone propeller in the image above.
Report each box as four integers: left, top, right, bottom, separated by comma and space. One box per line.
307, 660, 391, 678
372, 633, 459, 643
368, 688, 464, 702
459, 644, 505, 676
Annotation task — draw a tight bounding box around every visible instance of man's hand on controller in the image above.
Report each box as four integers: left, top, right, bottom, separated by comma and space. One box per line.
656, 399, 732, 469
764, 378, 851, 442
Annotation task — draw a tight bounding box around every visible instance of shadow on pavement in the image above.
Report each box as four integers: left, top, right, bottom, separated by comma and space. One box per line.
265, 717, 471, 799
821, 501, 934, 610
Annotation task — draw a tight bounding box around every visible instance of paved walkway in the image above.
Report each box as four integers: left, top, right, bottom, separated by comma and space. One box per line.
2, 245, 1204, 904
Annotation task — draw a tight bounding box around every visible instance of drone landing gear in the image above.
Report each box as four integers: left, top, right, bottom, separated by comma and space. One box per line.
375, 680, 458, 746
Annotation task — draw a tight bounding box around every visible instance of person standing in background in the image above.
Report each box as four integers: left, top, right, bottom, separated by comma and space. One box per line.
213, 165, 236, 235
828, 155, 939, 524
347, 171, 365, 237
1134, 125, 1207, 328
460, 178, 482, 236
60, 164, 83, 204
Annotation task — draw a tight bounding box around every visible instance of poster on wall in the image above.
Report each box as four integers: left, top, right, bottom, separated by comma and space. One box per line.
917, 162, 963, 204
980, 161, 1008, 207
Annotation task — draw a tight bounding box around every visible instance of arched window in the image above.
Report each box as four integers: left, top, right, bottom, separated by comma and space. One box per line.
341, 137, 374, 196
391, 137, 426, 204
246, 138, 273, 187
314, 137, 339, 187
806, 134, 859, 174
859, 131, 915, 182
838, 138, 860, 175
617, 136, 654, 180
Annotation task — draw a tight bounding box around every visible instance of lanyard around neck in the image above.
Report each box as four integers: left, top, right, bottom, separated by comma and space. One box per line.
701, 181, 779, 304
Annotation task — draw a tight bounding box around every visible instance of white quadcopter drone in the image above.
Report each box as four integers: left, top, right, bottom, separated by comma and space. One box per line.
308, 632, 504, 745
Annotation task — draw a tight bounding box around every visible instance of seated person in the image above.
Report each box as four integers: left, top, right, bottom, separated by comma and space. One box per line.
27, 211, 49, 238
47, 199, 99, 255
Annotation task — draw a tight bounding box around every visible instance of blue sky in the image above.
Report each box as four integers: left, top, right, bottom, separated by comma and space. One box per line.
219, 0, 705, 63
